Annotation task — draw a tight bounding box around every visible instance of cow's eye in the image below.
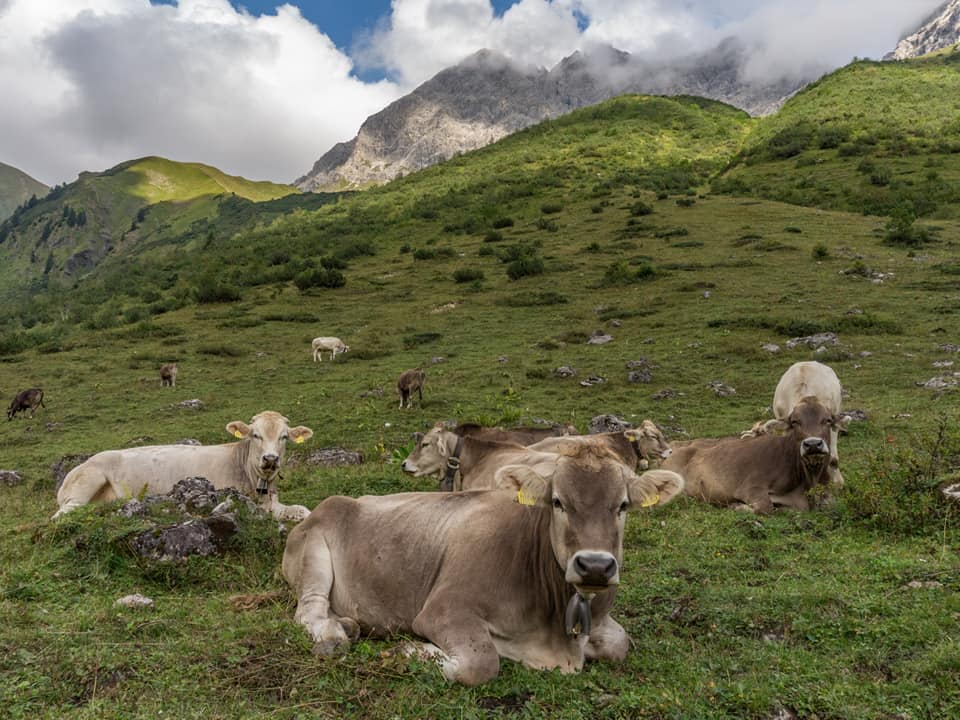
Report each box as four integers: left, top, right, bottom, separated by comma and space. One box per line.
251, 432, 262, 440
618, 500, 629, 514
552, 497, 564, 512
280, 434, 289, 442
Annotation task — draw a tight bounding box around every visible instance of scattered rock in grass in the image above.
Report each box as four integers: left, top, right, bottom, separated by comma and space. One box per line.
580, 376, 606, 387
130, 519, 218, 562
51, 454, 93, 491
45, 422, 62, 432
932, 360, 954, 368
839, 409, 867, 424
937, 343, 960, 353
554, 366, 577, 378
904, 580, 944, 590
628, 369, 653, 384
430, 356, 445, 364
770, 709, 798, 720
497, 356, 509, 363
786, 333, 838, 350
114, 594, 154, 609
761, 343, 781, 354
943, 483, 960, 502
175, 438, 202, 446
360, 387, 385, 398
708, 380, 737, 397
179, 399, 203, 410
859, 351, 873, 357
0, 470, 24, 487
125, 436, 155, 447
587, 331, 613, 345
608, 319, 622, 328
626, 358, 654, 370
917, 376, 958, 391
589, 415, 632, 434
652, 388, 682, 400
893, 413, 912, 419
288, 447, 364, 468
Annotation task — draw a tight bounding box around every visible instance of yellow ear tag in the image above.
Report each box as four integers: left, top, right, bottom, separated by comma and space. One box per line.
516, 489, 537, 506
640, 493, 660, 508
295, 436, 305, 444
233, 431, 244, 439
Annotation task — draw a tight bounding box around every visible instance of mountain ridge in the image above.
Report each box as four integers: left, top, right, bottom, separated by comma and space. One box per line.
0, 161, 49, 222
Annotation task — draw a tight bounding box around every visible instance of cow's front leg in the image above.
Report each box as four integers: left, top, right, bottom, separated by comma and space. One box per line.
412, 609, 500, 686
584, 614, 629, 662
265, 495, 310, 522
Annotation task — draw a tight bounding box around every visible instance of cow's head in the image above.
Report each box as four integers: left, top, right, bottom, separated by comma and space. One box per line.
624, 420, 672, 468
763, 396, 841, 482
401, 422, 451, 478
226, 411, 313, 491
496, 449, 684, 595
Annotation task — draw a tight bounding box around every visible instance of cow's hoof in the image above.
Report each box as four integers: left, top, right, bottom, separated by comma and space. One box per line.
313, 637, 350, 657
338, 617, 360, 641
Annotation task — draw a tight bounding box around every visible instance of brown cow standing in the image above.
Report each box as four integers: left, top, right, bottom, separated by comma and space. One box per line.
662, 396, 840, 513
160, 363, 178, 388
397, 368, 425, 409
7, 388, 44, 420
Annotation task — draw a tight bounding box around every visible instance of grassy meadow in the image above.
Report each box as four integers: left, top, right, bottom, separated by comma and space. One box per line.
1, 68, 959, 719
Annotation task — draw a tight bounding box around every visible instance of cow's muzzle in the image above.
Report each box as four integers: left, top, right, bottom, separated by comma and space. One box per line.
567, 551, 619, 592
260, 453, 280, 471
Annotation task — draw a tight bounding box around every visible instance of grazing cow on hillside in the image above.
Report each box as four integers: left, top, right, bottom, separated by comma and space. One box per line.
663, 395, 842, 513
743, 361, 848, 487
160, 363, 178, 388
453, 422, 578, 445
312, 336, 349, 362
397, 368, 425, 409
402, 422, 560, 491
530, 420, 672, 471
7, 388, 44, 420
54, 411, 313, 521
283, 447, 685, 685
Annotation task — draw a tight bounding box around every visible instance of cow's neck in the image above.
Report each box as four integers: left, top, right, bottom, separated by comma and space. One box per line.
235, 438, 270, 497
777, 436, 828, 492
518, 507, 580, 632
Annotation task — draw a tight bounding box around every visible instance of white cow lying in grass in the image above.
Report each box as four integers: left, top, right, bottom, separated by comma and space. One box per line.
312, 336, 349, 362
53, 411, 314, 521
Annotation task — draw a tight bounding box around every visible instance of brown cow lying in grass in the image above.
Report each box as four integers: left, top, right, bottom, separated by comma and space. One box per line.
54, 411, 313, 521
663, 396, 840, 513
283, 445, 684, 685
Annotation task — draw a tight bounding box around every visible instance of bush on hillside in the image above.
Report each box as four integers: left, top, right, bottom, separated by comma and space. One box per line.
506, 256, 545, 280
883, 209, 933, 247
452, 268, 484, 283
293, 267, 346, 290
600, 261, 657, 286
841, 416, 960, 536
194, 275, 243, 304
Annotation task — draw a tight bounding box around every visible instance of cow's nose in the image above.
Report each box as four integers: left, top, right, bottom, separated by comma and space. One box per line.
261, 453, 280, 467
572, 552, 618, 586
802, 437, 828, 453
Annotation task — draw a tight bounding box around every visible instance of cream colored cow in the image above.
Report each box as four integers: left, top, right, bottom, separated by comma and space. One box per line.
54, 411, 313, 521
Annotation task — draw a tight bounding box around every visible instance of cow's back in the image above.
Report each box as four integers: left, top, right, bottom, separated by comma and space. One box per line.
773, 361, 842, 417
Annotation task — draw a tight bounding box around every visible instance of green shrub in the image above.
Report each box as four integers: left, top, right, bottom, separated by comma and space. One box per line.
492, 217, 515, 229
194, 276, 242, 304
629, 201, 653, 216
540, 203, 563, 214
884, 209, 933, 247
842, 417, 959, 536
484, 230, 504, 243
601, 261, 657, 286
412, 248, 437, 260
506, 256, 545, 280
675, 197, 696, 207
812, 243, 830, 260
198, 344, 244, 357
453, 268, 485, 283
293, 267, 346, 290
590, 205, 604, 214
536, 218, 558, 232
498, 291, 568, 307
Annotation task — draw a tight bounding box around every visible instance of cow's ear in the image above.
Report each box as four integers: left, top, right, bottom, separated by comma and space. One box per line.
627, 469, 685, 510
226, 420, 251, 440
289, 426, 313, 444
496, 465, 549, 506
834, 414, 852, 433
762, 418, 789, 435
623, 428, 641, 442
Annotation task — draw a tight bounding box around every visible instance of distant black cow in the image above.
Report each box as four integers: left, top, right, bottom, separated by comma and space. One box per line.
7, 388, 44, 420
397, 368, 425, 409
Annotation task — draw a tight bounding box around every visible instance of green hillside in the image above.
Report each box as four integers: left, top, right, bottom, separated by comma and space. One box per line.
716, 51, 960, 218
0, 66, 958, 719
0, 161, 48, 221
0, 156, 301, 295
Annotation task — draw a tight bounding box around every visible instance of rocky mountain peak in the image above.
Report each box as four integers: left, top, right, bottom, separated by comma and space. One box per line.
885, 0, 960, 60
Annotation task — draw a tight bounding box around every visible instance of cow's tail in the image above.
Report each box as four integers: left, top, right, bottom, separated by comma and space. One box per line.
39, 391, 45, 407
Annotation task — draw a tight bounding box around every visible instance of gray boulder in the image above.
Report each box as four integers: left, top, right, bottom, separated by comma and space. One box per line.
589, 415, 632, 434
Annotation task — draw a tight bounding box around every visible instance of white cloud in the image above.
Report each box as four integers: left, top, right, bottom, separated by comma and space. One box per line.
0, 0, 943, 185
0, 0, 400, 185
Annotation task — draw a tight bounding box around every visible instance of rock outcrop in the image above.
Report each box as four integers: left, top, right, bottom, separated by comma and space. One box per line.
886, 1, 960, 60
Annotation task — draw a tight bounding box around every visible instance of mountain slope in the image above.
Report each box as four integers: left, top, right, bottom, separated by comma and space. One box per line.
715, 53, 960, 218
296, 42, 805, 192
886, 0, 960, 59
0, 156, 299, 290
0, 161, 48, 221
